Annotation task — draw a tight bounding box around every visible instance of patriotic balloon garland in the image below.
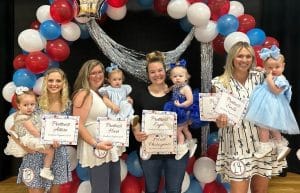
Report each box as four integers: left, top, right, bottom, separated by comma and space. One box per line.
2, 1, 281, 192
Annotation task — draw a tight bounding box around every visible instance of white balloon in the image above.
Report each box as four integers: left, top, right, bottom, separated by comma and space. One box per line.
228, 1, 244, 17
167, 0, 190, 19
106, 5, 127, 21
193, 157, 217, 183
2, 82, 16, 102
33, 77, 44, 96
120, 159, 128, 181
66, 146, 78, 171
181, 172, 190, 193
195, 20, 218, 43
18, 29, 46, 52
61, 22, 81, 41
36, 5, 53, 23
77, 181, 91, 193
224, 31, 250, 53
187, 2, 211, 27
5, 112, 16, 134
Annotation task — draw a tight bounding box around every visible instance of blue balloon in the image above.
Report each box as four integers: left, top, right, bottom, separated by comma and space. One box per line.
246, 28, 266, 46
217, 14, 239, 36
137, 0, 154, 9
222, 182, 231, 193
76, 163, 90, 181
48, 60, 60, 69
179, 17, 193, 33
207, 131, 219, 146
99, 1, 108, 15
48, 0, 54, 4
126, 151, 143, 177
9, 108, 17, 115
13, 68, 36, 88
185, 178, 203, 193
39, 20, 61, 40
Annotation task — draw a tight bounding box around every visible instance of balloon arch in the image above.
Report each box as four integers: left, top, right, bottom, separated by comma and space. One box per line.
2, 1, 280, 193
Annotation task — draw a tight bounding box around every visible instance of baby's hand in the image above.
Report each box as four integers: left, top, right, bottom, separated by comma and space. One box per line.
266, 71, 273, 81
112, 105, 120, 113
174, 100, 181, 107
127, 97, 133, 104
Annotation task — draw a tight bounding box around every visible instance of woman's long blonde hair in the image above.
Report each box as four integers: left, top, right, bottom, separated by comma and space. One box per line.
72, 59, 105, 107
38, 68, 69, 112
219, 41, 256, 88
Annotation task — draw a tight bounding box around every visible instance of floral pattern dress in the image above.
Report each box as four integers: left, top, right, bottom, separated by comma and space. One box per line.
17, 101, 72, 190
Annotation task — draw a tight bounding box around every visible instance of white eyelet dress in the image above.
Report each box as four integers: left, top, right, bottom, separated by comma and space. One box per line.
77, 90, 125, 168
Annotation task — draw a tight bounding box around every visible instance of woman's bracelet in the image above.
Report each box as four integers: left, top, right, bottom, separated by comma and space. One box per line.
92, 141, 98, 149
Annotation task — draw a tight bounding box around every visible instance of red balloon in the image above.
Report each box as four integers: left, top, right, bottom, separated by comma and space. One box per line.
262, 36, 279, 49
25, 51, 49, 74
30, 20, 41, 30
46, 39, 70, 62
154, 0, 170, 15
212, 35, 225, 55
59, 171, 80, 193
253, 45, 264, 67
107, 0, 127, 8
11, 94, 18, 109
13, 54, 27, 70
50, 0, 74, 24
206, 143, 219, 162
238, 14, 256, 33
121, 174, 142, 193
203, 181, 218, 193
186, 156, 196, 174
207, 0, 230, 21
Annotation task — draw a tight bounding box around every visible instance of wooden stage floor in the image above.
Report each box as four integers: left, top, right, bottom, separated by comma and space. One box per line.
0, 172, 299, 193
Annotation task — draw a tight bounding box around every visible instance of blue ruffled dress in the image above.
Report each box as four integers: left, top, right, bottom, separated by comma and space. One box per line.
164, 84, 201, 127
245, 75, 299, 134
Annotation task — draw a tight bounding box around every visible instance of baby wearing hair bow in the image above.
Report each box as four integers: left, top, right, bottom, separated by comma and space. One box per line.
245, 45, 299, 161
4, 87, 55, 180
163, 59, 198, 160
98, 63, 139, 162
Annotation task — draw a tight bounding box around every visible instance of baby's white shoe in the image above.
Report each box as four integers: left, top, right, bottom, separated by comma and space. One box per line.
140, 147, 151, 160
175, 143, 188, 160
254, 142, 272, 159
110, 146, 119, 162
40, 168, 54, 181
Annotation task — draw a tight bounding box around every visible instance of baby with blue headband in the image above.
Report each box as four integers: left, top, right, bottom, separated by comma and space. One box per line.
98, 63, 139, 162
245, 45, 299, 161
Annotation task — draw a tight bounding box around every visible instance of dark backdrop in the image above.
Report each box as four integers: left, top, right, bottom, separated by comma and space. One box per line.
1, 0, 299, 180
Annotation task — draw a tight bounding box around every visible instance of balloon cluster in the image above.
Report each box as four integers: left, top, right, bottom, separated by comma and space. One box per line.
93, 0, 280, 64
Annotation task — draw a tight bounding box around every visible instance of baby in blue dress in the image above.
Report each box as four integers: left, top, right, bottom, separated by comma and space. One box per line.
99, 63, 139, 162
163, 59, 197, 160
245, 45, 299, 161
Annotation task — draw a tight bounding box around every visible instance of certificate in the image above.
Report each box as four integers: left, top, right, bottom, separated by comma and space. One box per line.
41, 114, 79, 145
141, 110, 177, 155
214, 92, 248, 126
96, 117, 129, 146
199, 93, 220, 121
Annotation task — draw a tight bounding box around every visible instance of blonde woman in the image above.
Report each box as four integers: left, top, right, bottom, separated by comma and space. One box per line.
17, 68, 72, 193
